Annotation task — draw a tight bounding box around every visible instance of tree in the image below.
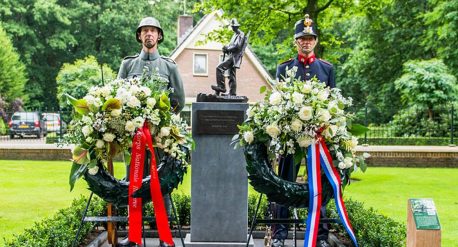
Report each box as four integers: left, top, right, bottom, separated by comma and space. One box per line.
56, 56, 115, 112
0, 24, 27, 104
391, 59, 456, 136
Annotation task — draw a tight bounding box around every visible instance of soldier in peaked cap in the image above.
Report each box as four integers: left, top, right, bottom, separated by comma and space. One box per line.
270, 14, 335, 247
117, 17, 184, 247
211, 18, 246, 96
118, 16, 185, 113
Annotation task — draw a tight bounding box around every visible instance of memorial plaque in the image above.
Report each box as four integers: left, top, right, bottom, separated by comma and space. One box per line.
409, 198, 441, 230
195, 110, 244, 135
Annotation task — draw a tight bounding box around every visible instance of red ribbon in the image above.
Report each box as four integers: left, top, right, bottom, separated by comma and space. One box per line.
127, 123, 174, 246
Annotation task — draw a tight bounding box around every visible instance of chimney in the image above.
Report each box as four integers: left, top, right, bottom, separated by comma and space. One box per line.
177, 15, 193, 45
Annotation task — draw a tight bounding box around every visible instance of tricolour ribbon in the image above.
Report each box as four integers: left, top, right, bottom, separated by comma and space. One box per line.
127, 123, 174, 246
304, 138, 358, 247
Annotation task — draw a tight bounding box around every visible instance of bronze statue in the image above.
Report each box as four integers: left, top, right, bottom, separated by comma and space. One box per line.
211, 18, 248, 96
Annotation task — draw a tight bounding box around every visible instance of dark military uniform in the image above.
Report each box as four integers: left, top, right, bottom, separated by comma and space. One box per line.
117, 49, 185, 113
276, 54, 335, 88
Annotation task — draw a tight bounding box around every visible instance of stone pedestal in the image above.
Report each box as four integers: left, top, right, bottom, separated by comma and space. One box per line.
185, 102, 254, 247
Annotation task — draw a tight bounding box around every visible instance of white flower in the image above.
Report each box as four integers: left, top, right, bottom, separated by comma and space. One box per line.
82, 115, 92, 124
291, 118, 303, 132
160, 127, 171, 137
243, 131, 254, 144
336, 151, 344, 161
246, 107, 256, 118
111, 109, 122, 117
292, 92, 304, 105
88, 166, 99, 175
338, 162, 346, 169
125, 121, 136, 132
133, 116, 144, 127
129, 85, 141, 95
317, 108, 331, 122
297, 135, 313, 147
127, 96, 141, 108
298, 106, 313, 121
265, 124, 281, 138
142, 87, 151, 96
350, 136, 359, 149
103, 133, 116, 142
147, 98, 156, 108
82, 125, 93, 137
95, 139, 105, 149
344, 157, 353, 168
317, 89, 330, 101
302, 82, 312, 93
269, 92, 282, 105
100, 86, 111, 98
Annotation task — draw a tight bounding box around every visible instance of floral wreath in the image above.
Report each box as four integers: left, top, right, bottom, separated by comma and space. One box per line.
235, 67, 368, 208
65, 74, 193, 207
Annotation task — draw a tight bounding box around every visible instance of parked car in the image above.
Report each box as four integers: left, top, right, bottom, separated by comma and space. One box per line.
42, 113, 67, 134
8, 112, 47, 139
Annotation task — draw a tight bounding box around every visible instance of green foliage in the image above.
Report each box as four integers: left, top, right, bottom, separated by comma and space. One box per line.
56, 56, 115, 112
0, 118, 7, 135
0, 25, 27, 103
391, 59, 456, 136
3, 196, 105, 247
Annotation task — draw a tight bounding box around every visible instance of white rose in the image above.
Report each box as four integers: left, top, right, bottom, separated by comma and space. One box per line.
133, 116, 144, 127
344, 157, 353, 168
125, 121, 136, 132
147, 98, 156, 108
302, 83, 312, 93
160, 127, 171, 137
265, 124, 281, 138
336, 151, 344, 161
103, 133, 116, 142
100, 86, 111, 98
129, 85, 140, 95
243, 131, 254, 144
269, 92, 282, 105
82, 125, 93, 137
338, 162, 346, 170
317, 109, 331, 122
127, 96, 141, 108
298, 106, 313, 121
88, 166, 99, 175
292, 92, 304, 105
95, 139, 105, 149
291, 118, 303, 132
317, 89, 330, 101
297, 135, 314, 147
111, 109, 122, 117
142, 87, 151, 96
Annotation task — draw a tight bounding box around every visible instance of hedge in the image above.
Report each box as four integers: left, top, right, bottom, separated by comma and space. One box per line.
4, 194, 405, 246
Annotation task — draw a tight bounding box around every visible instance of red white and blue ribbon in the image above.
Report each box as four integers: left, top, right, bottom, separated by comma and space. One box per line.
127, 123, 174, 246
305, 138, 358, 247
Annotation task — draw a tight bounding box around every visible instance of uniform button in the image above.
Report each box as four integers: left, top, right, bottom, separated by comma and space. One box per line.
306, 73, 310, 76
305, 65, 310, 69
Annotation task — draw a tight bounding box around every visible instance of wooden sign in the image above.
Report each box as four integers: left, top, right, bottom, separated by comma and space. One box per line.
407, 198, 441, 247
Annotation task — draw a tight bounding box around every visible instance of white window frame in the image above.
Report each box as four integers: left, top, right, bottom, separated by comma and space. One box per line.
193, 53, 208, 76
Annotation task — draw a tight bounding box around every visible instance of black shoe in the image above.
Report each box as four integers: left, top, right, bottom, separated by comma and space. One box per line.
159, 240, 175, 247
117, 237, 140, 247
316, 239, 331, 247
271, 239, 285, 247
211, 85, 226, 93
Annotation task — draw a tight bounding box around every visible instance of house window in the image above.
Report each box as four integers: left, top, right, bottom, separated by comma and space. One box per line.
193, 53, 208, 76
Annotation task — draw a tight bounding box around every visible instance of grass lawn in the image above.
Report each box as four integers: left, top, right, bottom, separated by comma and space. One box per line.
0, 160, 126, 245
1, 161, 457, 246
344, 167, 458, 247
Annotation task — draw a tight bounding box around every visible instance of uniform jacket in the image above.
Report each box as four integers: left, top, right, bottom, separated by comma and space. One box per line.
225, 30, 245, 68
276, 55, 335, 88
117, 50, 185, 112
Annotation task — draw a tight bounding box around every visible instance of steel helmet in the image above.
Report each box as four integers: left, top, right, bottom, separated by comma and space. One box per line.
294, 14, 317, 39
136, 17, 164, 43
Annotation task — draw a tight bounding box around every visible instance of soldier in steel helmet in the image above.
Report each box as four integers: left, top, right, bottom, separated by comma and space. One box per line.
118, 16, 185, 113
211, 18, 245, 96
270, 14, 335, 247
117, 17, 183, 247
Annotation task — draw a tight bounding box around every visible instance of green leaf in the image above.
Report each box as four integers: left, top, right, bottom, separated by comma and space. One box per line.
293, 151, 305, 165
348, 124, 369, 136
259, 85, 267, 94
72, 146, 90, 165
65, 94, 89, 115
102, 98, 122, 111
69, 162, 87, 191
158, 93, 171, 110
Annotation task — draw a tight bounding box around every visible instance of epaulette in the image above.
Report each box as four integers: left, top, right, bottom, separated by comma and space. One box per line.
318, 58, 332, 66
161, 56, 176, 64
123, 54, 139, 60
279, 58, 293, 65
